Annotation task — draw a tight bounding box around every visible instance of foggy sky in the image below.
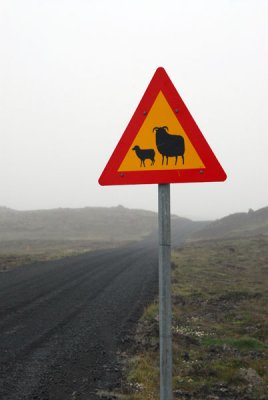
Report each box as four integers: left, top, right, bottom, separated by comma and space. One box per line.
1, 0, 267, 220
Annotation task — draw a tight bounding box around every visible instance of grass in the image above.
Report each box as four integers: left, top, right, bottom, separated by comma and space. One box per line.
122, 236, 268, 399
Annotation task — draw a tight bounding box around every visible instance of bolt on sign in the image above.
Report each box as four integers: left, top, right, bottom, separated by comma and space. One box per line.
99, 67, 227, 186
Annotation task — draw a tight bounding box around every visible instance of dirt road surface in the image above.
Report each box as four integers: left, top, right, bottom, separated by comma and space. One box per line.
0, 240, 159, 399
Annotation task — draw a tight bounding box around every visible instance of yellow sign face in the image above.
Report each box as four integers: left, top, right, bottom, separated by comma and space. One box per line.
118, 91, 205, 172
99, 67, 227, 186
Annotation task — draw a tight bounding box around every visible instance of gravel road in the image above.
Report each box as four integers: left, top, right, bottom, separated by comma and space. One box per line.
0, 240, 159, 400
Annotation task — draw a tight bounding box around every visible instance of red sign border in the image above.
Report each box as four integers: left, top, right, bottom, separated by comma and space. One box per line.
99, 67, 227, 185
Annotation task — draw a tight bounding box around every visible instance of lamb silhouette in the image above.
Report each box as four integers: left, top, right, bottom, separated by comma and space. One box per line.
153, 126, 185, 165
132, 145, 155, 167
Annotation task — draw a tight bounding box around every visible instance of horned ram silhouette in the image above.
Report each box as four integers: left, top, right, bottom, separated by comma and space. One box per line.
153, 126, 185, 165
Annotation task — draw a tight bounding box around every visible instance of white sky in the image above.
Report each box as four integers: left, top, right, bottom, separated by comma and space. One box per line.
0, 0, 267, 220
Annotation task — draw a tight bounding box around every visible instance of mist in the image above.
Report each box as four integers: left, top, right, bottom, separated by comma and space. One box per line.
1, 0, 267, 220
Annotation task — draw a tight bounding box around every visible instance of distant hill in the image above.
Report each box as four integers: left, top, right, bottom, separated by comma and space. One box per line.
0, 205, 201, 244
0, 206, 160, 242
0, 206, 210, 268
190, 206, 268, 240
1, 205, 267, 246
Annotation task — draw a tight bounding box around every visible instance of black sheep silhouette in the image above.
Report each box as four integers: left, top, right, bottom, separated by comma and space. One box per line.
132, 145, 155, 167
153, 126, 185, 165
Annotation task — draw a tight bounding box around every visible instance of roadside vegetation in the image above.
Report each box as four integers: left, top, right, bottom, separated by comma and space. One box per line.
123, 236, 268, 399
0, 239, 129, 271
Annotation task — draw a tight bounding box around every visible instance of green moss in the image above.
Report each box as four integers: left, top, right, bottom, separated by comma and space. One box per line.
202, 336, 267, 352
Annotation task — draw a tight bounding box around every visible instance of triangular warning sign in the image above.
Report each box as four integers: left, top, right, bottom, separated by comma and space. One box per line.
99, 67, 227, 185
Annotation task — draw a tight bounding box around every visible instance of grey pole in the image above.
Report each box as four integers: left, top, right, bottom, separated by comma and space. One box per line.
158, 184, 173, 400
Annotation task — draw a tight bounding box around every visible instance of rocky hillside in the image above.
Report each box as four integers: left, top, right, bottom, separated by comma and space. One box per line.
191, 206, 268, 240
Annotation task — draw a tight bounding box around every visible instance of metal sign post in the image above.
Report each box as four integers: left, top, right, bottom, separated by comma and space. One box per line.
99, 67, 227, 400
158, 183, 173, 400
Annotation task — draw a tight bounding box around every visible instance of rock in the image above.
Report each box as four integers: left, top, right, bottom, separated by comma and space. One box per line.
183, 351, 190, 361
239, 368, 263, 385
173, 389, 191, 398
